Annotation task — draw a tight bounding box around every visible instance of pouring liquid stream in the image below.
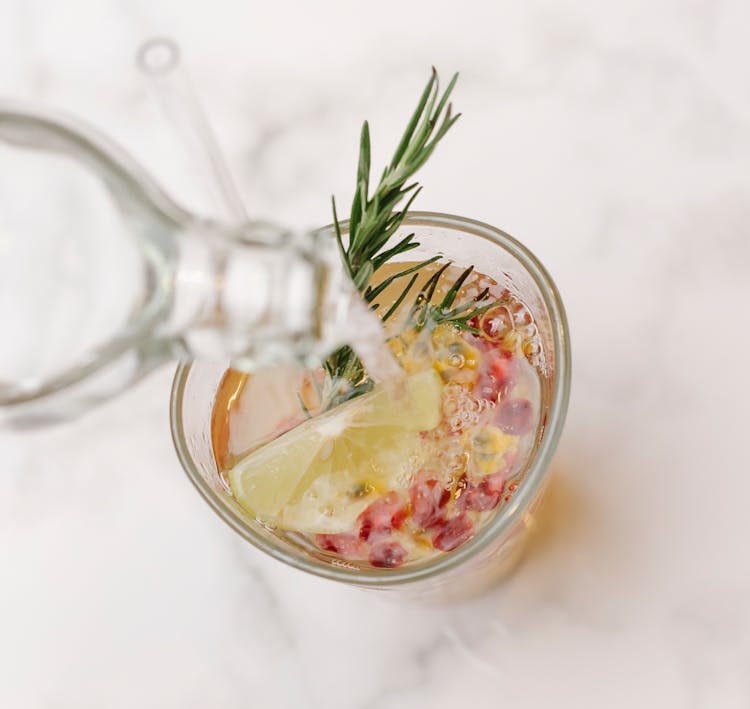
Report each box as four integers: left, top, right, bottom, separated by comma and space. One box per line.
346, 295, 406, 397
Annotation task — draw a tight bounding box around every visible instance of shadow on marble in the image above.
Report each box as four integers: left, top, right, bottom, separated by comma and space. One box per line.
479, 463, 605, 595
522, 468, 591, 563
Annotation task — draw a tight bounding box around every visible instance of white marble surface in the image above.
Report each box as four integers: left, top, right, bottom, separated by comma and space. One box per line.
2, 1, 750, 706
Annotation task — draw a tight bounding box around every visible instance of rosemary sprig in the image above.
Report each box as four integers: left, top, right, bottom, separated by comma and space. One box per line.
323, 69, 496, 403
334, 69, 460, 292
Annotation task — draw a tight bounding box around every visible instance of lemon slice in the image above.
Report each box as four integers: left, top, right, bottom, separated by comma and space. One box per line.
227, 369, 442, 533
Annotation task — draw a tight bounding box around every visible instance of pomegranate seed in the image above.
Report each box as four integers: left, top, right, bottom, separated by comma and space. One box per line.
432, 513, 475, 552
474, 352, 518, 403
458, 472, 506, 512
369, 540, 407, 568
490, 355, 516, 387
358, 492, 408, 542
496, 398, 534, 435
409, 471, 450, 529
479, 304, 514, 341
314, 532, 362, 559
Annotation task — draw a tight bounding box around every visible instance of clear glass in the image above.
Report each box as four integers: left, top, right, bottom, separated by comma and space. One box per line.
170, 212, 571, 596
0, 105, 358, 427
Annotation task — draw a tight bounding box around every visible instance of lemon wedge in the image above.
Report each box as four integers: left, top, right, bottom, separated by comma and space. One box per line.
227, 369, 442, 533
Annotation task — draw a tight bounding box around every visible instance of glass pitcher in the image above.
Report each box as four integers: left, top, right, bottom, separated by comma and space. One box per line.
0, 103, 374, 428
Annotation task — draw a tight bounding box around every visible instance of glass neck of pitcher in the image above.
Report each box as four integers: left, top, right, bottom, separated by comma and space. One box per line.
1, 215, 357, 428
0, 105, 368, 428
167, 218, 356, 370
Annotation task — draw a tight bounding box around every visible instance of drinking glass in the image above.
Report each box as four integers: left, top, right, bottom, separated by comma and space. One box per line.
170, 212, 571, 597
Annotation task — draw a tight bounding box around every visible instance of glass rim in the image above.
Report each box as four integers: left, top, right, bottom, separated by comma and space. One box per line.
170, 211, 571, 586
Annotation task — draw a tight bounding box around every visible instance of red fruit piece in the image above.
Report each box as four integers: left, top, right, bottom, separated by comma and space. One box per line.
496, 398, 534, 435
431, 513, 475, 552
474, 352, 518, 403
358, 492, 408, 542
315, 532, 362, 559
474, 371, 499, 403
409, 470, 450, 529
458, 472, 506, 512
490, 355, 518, 393
479, 304, 514, 341
369, 540, 407, 568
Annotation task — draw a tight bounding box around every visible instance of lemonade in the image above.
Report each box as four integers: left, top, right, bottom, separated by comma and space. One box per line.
211, 262, 544, 569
